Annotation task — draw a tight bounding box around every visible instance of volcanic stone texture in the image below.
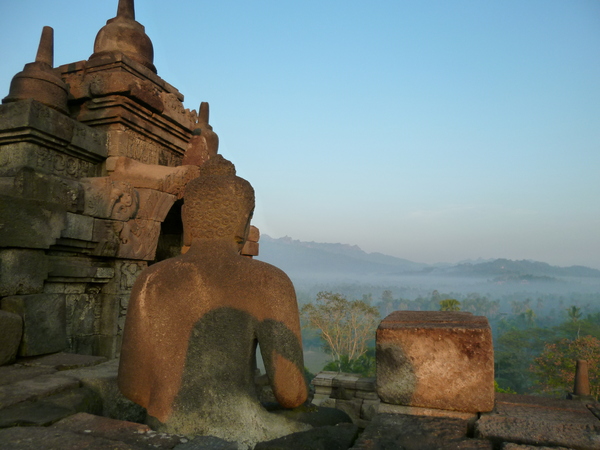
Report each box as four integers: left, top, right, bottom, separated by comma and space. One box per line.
351, 413, 493, 450
377, 311, 494, 413
0, 310, 22, 365
475, 393, 600, 449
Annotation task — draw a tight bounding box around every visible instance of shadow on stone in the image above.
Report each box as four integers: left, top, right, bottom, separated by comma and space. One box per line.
254, 423, 359, 450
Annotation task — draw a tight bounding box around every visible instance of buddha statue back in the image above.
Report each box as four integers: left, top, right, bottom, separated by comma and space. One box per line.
118, 155, 309, 447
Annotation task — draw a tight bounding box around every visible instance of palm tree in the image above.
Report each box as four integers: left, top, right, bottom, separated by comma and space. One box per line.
439, 299, 461, 311
521, 308, 536, 326
567, 305, 582, 322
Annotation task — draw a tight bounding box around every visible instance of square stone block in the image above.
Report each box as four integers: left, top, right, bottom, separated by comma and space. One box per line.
1, 294, 67, 356
0, 249, 48, 296
0, 195, 66, 249
61, 213, 94, 241
0, 310, 23, 365
376, 311, 494, 413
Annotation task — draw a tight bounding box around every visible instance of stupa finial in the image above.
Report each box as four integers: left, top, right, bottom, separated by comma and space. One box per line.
117, 0, 135, 21
89, 0, 156, 73
35, 26, 54, 67
199, 102, 210, 124
2, 26, 68, 114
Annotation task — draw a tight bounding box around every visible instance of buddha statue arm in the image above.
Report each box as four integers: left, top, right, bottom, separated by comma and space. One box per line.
118, 271, 154, 408
257, 277, 308, 409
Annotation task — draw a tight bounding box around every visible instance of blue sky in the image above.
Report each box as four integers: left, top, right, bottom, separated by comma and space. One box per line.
1, 1, 599, 268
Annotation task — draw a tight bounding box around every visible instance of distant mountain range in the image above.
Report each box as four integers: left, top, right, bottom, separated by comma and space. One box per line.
255, 235, 600, 286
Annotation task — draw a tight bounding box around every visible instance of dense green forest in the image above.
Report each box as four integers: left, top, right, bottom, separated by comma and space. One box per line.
300, 288, 600, 399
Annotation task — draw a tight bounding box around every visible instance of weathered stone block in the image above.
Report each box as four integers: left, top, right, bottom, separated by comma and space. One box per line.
0, 400, 75, 428
352, 413, 492, 450
0, 364, 56, 387
247, 225, 260, 242
97, 334, 121, 359
47, 255, 114, 282
378, 402, 477, 420
69, 335, 97, 356
99, 294, 120, 336
0, 99, 106, 166
313, 371, 342, 388
355, 377, 376, 391
0, 248, 48, 296
100, 126, 179, 166
99, 260, 146, 295
108, 156, 199, 198
314, 385, 333, 395
360, 399, 380, 421
12, 167, 84, 213
60, 212, 95, 241
331, 386, 356, 400
0, 141, 100, 179
0, 195, 66, 249
1, 293, 67, 356
115, 218, 162, 260
0, 142, 37, 176
0, 310, 22, 366
135, 188, 176, 221
241, 240, 259, 257
65, 283, 87, 294
43, 282, 66, 294
59, 359, 146, 422
377, 311, 494, 413
355, 390, 379, 400
333, 374, 360, 389
66, 293, 98, 337
91, 218, 120, 257
90, 217, 161, 261
0, 372, 79, 409
80, 177, 139, 220
475, 393, 600, 450
311, 393, 332, 406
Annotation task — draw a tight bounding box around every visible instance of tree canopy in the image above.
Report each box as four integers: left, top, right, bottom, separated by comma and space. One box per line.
301, 291, 380, 364
531, 336, 600, 399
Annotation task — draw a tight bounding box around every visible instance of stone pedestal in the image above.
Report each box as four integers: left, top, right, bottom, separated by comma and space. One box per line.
376, 311, 494, 413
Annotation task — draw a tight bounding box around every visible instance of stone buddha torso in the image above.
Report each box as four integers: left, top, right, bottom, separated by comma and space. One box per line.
118, 156, 309, 447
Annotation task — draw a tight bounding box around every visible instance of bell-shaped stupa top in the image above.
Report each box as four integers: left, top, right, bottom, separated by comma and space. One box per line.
2, 26, 69, 114
89, 0, 156, 73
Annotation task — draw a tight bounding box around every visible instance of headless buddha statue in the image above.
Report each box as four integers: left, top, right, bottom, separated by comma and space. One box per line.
118, 155, 309, 447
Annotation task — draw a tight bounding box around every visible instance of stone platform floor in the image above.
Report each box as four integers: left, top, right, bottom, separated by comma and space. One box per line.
0, 353, 599, 449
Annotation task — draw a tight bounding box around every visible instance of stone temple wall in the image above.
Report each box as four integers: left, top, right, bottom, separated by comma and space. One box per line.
0, 2, 243, 363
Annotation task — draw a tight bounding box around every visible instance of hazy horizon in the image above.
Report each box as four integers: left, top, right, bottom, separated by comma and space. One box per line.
1, 1, 598, 269
260, 233, 600, 270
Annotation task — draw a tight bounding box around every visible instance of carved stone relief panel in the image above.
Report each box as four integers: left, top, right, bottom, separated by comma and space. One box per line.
81, 177, 139, 220
119, 260, 146, 292
90, 217, 161, 261
135, 188, 176, 221
35, 147, 96, 179
0, 142, 97, 179
115, 218, 162, 261
106, 129, 161, 165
